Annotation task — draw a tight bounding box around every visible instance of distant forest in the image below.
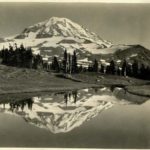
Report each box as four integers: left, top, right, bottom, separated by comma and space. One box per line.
0, 44, 150, 80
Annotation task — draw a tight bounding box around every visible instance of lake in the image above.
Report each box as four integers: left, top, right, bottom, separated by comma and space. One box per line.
0, 87, 149, 148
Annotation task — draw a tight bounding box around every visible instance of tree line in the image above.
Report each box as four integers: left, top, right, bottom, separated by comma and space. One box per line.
51, 50, 78, 73
0, 44, 149, 80
108, 59, 150, 80
0, 44, 79, 73
88, 59, 150, 80
0, 44, 43, 69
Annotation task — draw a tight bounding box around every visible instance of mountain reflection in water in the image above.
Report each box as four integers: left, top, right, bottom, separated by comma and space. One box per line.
0, 87, 149, 134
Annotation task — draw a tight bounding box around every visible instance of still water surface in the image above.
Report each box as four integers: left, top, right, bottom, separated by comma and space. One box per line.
0, 87, 149, 148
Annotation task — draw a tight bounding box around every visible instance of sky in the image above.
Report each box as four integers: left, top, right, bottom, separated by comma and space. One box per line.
0, 3, 150, 48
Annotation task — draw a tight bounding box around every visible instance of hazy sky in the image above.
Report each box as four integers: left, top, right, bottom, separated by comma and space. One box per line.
0, 3, 150, 48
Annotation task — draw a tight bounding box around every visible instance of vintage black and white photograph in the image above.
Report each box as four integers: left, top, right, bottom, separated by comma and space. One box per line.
0, 1, 149, 149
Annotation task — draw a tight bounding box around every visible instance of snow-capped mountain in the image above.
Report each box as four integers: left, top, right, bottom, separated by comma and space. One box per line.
15, 17, 109, 44
0, 17, 112, 60
0, 16, 150, 67
91, 44, 150, 67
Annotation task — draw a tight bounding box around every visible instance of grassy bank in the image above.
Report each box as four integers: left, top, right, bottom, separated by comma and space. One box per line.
125, 85, 150, 97
0, 65, 149, 97
71, 72, 150, 86
0, 65, 100, 95
70, 72, 150, 97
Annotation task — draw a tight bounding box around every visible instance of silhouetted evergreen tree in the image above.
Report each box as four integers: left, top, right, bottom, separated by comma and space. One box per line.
117, 66, 121, 76
88, 64, 93, 72
62, 50, 67, 73
33, 54, 43, 69
121, 59, 127, 76
71, 51, 78, 73
109, 60, 116, 75
8, 45, 15, 66
132, 60, 139, 77
126, 63, 133, 77
100, 64, 105, 73
25, 48, 33, 68
83, 67, 87, 72
139, 64, 145, 79
13, 46, 20, 67
19, 44, 26, 67
145, 66, 150, 80
68, 53, 71, 74
93, 59, 98, 72
78, 65, 83, 73
51, 56, 60, 72
1, 48, 9, 65
106, 65, 111, 74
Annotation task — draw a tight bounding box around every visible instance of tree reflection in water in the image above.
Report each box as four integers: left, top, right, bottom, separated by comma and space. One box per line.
8, 98, 34, 112
0, 87, 149, 134
64, 90, 78, 106
0, 91, 78, 112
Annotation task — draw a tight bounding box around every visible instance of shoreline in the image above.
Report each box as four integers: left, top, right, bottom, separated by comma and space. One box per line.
125, 85, 150, 98
0, 65, 149, 98
0, 83, 149, 100
0, 83, 102, 96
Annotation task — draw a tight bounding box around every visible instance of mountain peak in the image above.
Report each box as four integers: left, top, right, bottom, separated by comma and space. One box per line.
47, 16, 71, 22
15, 16, 110, 45
44, 16, 70, 27
2, 16, 113, 59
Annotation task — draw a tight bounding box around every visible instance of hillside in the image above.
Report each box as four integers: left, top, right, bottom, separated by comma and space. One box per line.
91, 45, 150, 67
0, 63, 148, 97
0, 65, 98, 94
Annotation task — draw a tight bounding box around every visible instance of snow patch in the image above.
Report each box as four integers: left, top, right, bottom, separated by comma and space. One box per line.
130, 53, 138, 57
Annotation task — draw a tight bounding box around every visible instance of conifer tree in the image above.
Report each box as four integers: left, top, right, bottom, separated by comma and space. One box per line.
109, 60, 116, 75
132, 60, 139, 77
139, 64, 146, 79
33, 54, 43, 69
122, 59, 127, 76
117, 66, 121, 76
100, 64, 105, 73
68, 53, 71, 74
62, 50, 67, 73
25, 47, 33, 68
51, 56, 60, 72
71, 51, 78, 73
19, 44, 26, 67
93, 59, 98, 72
126, 63, 132, 77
